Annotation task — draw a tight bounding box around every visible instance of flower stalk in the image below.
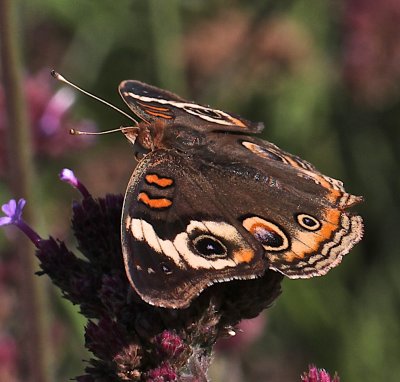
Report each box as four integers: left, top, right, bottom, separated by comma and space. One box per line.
0, 0, 51, 381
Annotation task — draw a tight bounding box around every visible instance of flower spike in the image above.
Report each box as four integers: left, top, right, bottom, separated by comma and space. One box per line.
59, 168, 91, 198
0, 199, 42, 247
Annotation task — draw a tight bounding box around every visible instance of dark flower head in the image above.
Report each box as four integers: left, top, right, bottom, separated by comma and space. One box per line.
155, 331, 185, 359
145, 362, 177, 382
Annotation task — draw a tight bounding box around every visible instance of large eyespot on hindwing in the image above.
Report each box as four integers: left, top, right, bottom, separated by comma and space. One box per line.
126, 218, 257, 272
242, 216, 290, 252
176, 220, 256, 267
191, 234, 228, 259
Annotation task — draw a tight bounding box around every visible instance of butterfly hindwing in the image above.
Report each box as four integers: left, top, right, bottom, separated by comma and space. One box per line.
191, 132, 363, 279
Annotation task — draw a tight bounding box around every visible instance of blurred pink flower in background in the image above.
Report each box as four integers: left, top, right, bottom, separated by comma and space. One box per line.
0, 70, 96, 176
343, 0, 400, 105
0, 259, 19, 382
0, 336, 18, 382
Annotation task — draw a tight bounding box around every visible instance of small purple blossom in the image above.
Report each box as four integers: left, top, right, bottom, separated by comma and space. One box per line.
301, 364, 340, 382
59, 168, 79, 187
0, 199, 41, 246
0, 199, 26, 227
59, 168, 91, 198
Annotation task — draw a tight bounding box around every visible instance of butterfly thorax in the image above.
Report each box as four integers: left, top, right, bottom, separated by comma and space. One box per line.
127, 120, 208, 155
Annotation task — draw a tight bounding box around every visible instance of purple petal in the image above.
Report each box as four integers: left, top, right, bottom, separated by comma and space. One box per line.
2, 199, 16, 217
59, 168, 91, 198
0, 217, 12, 226
39, 87, 76, 135
59, 168, 78, 187
15, 199, 26, 219
0, 198, 26, 226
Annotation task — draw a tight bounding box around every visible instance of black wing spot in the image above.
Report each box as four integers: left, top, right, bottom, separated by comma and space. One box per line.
296, 213, 321, 231
192, 234, 228, 259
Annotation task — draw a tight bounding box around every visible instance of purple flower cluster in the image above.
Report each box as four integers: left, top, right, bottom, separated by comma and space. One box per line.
0, 170, 283, 381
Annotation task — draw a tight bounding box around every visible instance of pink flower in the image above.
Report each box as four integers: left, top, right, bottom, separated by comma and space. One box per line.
301, 364, 340, 382
0, 70, 97, 176
343, 0, 400, 105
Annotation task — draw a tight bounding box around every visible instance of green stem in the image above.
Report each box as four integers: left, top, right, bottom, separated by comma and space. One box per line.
0, 1, 51, 381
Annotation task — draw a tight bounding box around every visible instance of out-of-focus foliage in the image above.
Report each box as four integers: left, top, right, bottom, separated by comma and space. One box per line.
1, 0, 399, 381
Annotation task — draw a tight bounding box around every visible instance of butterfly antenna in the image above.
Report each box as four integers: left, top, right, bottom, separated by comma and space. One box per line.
50, 70, 139, 126
69, 126, 138, 136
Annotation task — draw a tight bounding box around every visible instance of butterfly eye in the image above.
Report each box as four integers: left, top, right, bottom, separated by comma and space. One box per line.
296, 213, 321, 231
192, 235, 227, 259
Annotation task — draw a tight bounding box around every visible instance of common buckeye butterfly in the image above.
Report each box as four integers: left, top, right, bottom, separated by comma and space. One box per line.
53, 72, 364, 309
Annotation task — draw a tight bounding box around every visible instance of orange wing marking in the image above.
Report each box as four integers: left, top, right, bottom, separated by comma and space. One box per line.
228, 116, 247, 128
145, 174, 174, 188
143, 109, 174, 119
138, 192, 172, 209
233, 249, 254, 263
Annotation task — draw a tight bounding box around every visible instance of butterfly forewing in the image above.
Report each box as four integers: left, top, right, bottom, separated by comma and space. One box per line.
119, 80, 264, 133
121, 150, 266, 308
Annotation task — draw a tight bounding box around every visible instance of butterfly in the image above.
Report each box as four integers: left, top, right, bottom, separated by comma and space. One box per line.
117, 80, 363, 309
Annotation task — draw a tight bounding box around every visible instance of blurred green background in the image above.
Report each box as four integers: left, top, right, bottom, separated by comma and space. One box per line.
0, 0, 399, 381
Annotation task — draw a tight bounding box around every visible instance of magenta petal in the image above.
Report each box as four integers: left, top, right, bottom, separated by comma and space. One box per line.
320, 370, 331, 382
59, 168, 78, 186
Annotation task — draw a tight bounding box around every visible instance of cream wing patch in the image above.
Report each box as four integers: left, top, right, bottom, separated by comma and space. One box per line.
127, 218, 254, 270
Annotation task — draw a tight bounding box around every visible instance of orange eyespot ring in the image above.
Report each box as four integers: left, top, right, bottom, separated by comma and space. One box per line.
242, 216, 289, 252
